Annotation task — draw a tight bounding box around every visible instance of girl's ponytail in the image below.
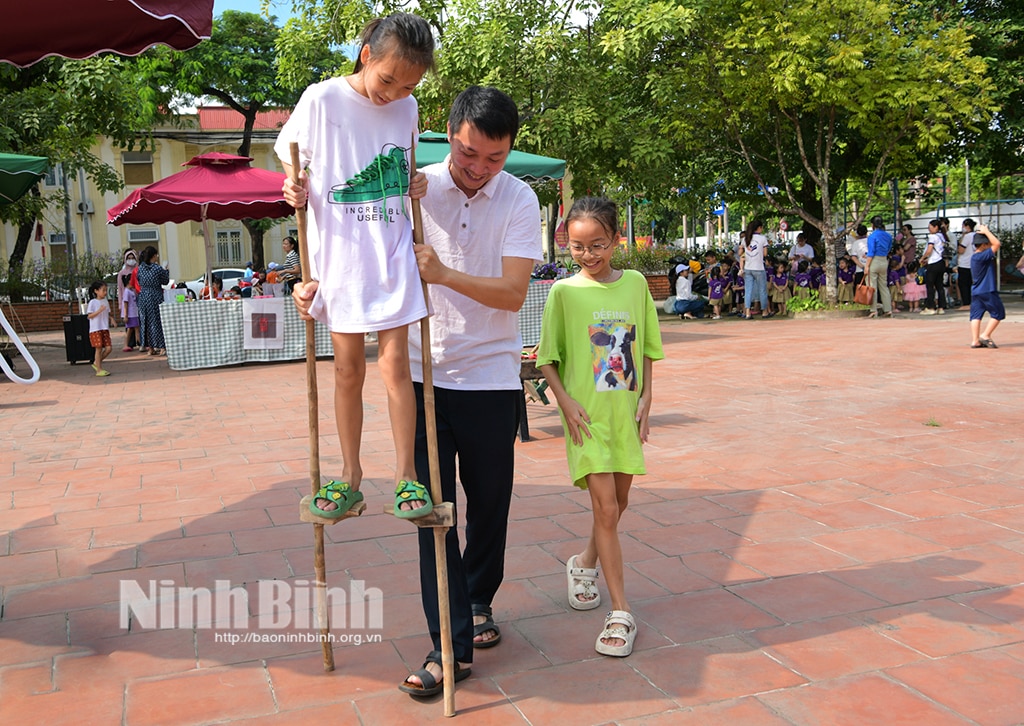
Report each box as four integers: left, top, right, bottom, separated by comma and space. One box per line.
353, 19, 384, 72
353, 13, 435, 73
743, 219, 763, 248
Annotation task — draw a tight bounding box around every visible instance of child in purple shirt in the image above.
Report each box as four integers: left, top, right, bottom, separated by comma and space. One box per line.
837, 258, 854, 304
809, 260, 826, 290
792, 260, 812, 299
707, 266, 726, 319
769, 261, 791, 314
887, 258, 904, 309
731, 267, 745, 313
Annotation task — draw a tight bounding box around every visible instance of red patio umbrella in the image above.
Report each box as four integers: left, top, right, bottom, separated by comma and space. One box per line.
107, 152, 293, 295
1, 0, 213, 67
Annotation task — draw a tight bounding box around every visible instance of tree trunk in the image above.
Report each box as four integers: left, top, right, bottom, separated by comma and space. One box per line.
821, 228, 838, 306
243, 219, 265, 270
6, 221, 35, 303
797, 183, 824, 249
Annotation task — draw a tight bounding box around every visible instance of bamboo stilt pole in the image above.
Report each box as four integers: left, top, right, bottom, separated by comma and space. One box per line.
410, 137, 456, 717
289, 143, 334, 673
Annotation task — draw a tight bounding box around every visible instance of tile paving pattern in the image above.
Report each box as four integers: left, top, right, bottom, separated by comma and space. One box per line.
1, 308, 1022, 724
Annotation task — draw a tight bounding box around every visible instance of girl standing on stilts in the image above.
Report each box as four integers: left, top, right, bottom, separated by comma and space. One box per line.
537, 197, 664, 657
277, 13, 435, 522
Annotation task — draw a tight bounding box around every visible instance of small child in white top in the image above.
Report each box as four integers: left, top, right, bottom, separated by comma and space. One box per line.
86, 281, 112, 377
120, 273, 140, 352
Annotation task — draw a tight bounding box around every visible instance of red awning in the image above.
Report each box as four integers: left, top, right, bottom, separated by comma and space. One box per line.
1, 0, 213, 67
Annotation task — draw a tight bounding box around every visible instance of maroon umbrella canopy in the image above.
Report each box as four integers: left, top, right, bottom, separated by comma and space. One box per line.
108, 152, 293, 291
1, 0, 213, 67
107, 152, 292, 225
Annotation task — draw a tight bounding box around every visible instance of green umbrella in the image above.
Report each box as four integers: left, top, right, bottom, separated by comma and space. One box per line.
0, 152, 48, 204
415, 131, 566, 181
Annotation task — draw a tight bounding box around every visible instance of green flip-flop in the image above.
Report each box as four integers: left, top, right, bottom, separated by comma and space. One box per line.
393, 480, 433, 519
310, 480, 363, 519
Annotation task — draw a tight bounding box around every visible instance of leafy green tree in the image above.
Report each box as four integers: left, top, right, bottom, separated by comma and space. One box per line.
276, 0, 589, 170
602, 0, 994, 302
953, 0, 1024, 176
275, 0, 599, 257
139, 11, 344, 267
0, 57, 154, 301
272, 0, 376, 91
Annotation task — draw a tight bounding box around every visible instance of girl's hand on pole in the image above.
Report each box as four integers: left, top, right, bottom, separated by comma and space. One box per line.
283, 169, 308, 208
409, 171, 428, 200
291, 280, 318, 320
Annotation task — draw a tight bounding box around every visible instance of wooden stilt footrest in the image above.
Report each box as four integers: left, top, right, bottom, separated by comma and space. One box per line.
383, 501, 454, 528
299, 494, 366, 525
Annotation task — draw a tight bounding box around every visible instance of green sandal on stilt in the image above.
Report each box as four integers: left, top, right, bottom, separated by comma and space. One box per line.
393, 479, 433, 519
310, 480, 363, 519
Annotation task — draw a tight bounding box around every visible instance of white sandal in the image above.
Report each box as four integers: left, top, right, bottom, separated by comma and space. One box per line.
595, 610, 637, 657
566, 554, 601, 610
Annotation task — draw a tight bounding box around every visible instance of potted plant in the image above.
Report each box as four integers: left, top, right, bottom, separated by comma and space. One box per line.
611, 245, 679, 299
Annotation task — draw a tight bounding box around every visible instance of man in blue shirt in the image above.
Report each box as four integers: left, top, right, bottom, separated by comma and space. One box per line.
863, 215, 894, 317
969, 223, 1004, 348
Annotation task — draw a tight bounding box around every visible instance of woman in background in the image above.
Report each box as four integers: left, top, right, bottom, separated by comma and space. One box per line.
136, 245, 169, 355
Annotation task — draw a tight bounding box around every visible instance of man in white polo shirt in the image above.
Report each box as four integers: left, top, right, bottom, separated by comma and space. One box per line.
404, 85, 543, 695
286, 85, 542, 696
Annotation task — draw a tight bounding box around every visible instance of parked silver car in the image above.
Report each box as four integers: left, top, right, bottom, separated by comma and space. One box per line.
183, 268, 246, 299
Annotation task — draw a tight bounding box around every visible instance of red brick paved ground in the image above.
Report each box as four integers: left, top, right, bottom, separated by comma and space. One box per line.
1, 303, 1022, 724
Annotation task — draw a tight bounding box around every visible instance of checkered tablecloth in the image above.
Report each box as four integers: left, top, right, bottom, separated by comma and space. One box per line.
160, 299, 333, 371
518, 280, 554, 346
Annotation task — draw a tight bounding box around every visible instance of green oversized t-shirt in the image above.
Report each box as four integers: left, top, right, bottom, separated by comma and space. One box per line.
536, 270, 664, 488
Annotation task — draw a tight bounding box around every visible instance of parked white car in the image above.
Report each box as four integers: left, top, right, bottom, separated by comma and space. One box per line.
183, 268, 246, 299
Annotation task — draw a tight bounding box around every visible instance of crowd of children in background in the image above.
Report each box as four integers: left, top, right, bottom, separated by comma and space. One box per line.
673, 217, 978, 319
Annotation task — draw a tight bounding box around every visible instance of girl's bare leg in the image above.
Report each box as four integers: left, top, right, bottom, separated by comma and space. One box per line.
95, 343, 111, 372
375, 326, 424, 512
577, 472, 633, 645
316, 332, 366, 511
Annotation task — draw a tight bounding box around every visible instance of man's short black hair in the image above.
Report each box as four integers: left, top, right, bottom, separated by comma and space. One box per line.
871, 215, 884, 229
448, 85, 519, 147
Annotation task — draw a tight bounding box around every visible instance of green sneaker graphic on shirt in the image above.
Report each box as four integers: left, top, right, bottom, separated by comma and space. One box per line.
329, 144, 410, 204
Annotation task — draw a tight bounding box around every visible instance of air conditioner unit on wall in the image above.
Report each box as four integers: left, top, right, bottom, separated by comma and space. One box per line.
127, 229, 160, 244
77, 200, 94, 214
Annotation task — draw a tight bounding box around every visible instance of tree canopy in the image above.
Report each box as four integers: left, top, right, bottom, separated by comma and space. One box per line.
0, 57, 157, 298
954, 0, 1024, 177
4, 1, 1006, 301
138, 10, 307, 158
135, 10, 348, 267
273, 1, 995, 271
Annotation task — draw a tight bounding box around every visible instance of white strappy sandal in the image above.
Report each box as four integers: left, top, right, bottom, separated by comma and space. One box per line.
566, 554, 601, 610
595, 610, 637, 657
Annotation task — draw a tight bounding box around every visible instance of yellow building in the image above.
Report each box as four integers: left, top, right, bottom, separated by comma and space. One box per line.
0, 107, 296, 284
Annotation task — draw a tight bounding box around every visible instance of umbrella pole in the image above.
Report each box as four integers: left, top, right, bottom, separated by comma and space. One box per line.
201, 205, 213, 300
409, 137, 456, 717
288, 144, 335, 673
